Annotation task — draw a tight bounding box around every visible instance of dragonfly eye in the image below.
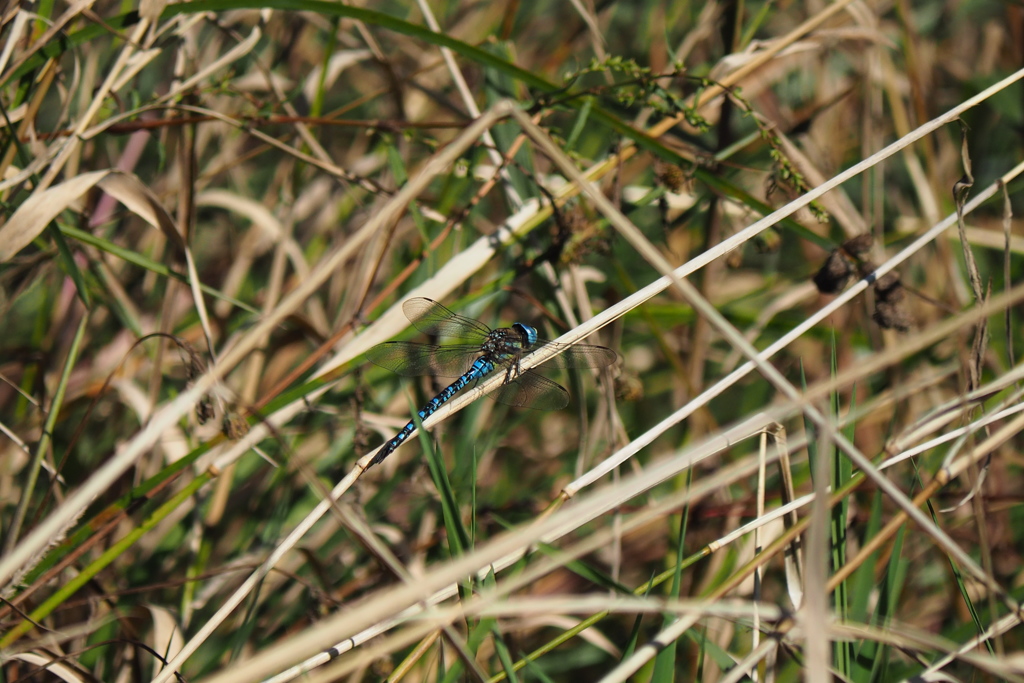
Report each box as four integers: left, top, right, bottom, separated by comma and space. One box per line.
512, 322, 538, 346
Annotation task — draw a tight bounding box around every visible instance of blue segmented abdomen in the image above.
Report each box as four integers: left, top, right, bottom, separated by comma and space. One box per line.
371, 357, 496, 466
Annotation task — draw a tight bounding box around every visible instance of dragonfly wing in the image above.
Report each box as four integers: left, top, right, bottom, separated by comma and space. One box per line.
403, 298, 492, 340
486, 370, 570, 411
365, 342, 483, 377
530, 340, 618, 370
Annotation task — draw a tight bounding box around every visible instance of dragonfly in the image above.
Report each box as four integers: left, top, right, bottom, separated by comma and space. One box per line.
365, 297, 617, 467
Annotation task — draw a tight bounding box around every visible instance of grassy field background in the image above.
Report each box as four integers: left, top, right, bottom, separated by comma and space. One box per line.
2, 0, 1024, 681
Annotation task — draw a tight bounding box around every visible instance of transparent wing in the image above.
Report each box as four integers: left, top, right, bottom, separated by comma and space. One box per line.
365, 342, 484, 377
403, 298, 492, 341
485, 370, 570, 411
528, 340, 618, 370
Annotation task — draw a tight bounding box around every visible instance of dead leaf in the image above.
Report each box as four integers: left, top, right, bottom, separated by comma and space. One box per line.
0, 170, 183, 262
0, 169, 108, 262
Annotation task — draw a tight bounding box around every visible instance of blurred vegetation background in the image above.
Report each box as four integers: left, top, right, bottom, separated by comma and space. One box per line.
2, 0, 1024, 681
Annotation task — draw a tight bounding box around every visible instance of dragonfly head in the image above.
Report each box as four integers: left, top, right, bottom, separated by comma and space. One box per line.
512, 322, 539, 347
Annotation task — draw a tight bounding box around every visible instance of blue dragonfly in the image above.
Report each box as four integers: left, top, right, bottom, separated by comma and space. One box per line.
365, 298, 617, 467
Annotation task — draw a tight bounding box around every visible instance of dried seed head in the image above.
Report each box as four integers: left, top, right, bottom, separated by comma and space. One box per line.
654, 159, 686, 192
196, 396, 215, 425
874, 271, 902, 298
841, 234, 874, 257
813, 250, 852, 294
873, 299, 913, 331
222, 412, 251, 440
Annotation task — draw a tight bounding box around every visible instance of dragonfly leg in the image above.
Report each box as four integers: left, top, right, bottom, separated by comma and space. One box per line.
503, 358, 523, 383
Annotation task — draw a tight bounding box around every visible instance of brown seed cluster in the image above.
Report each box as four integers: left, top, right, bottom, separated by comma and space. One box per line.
812, 235, 913, 331
871, 271, 913, 331
654, 159, 686, 192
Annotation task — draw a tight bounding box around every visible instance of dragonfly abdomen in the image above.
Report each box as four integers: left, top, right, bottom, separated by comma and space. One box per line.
370, 356, 497, 466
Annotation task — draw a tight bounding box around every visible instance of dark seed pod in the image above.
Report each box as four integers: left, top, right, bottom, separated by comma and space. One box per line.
841, 234, 874, 257
874, 271, 903, 299
813, 250, 852, 293
873, 299, 913, 331
196, 396, 215, 425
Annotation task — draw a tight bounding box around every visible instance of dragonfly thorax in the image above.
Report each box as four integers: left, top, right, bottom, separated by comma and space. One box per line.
480, 323, 538, 361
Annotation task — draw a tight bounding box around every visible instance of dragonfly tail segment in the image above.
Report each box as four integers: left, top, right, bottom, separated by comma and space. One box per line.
368, 360, 494, 467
